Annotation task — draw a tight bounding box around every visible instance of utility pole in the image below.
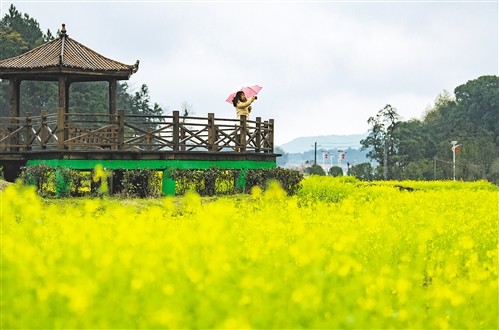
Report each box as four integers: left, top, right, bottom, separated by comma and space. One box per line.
314, 142, 317, 166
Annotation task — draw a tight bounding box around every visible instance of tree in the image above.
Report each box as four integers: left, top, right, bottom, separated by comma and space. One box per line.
328, 166, 343, 177
348, 162, 374, 181
0, 4, 46, 58
180, 101, 194, 117
401, 160, 434, 180
454, 75, 499, 145
0, 27, 29, 59
360, 104, 399, 180
129, 84, 163, 117
0, 6, 162, 121
489, 158, 499, 184
305, 164, 326, 176
121, 84, 164, 132
21, 81, 58, 116
459, 134, 498, 181
356, 76, 498, 182
419, 76, 499, 182
422, 91, 457, 154
390, 119, 431, 179
0, 5, 55, 116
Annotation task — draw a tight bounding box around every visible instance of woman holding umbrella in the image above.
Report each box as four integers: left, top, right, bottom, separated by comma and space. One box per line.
232, 91, 257, 119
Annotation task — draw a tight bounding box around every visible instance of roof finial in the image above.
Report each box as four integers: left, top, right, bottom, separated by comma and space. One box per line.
60, 23, 67, 37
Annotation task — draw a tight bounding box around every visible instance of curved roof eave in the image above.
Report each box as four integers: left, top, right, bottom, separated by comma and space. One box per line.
0, 24, 139, 80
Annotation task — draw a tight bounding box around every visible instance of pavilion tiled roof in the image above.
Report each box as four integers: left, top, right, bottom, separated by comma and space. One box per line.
0, 24, 139, 79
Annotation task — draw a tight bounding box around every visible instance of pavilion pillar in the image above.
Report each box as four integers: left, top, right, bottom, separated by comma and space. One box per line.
8, 79, 21, 150
109, 79, 118, 150
8, 78, 21, 117
109, 78, 117, 115
57, 76, 69, 149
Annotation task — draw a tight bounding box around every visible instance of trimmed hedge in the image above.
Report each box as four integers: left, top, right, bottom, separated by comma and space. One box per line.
19, 165, 303, 198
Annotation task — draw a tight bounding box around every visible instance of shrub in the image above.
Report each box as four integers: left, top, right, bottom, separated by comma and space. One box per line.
20, 165, 89, 198
121, 169, 161, 198
246, 167, 303, 196
328, 166, 344, 177
305, 164, 326, 176
20, 164, 53, 197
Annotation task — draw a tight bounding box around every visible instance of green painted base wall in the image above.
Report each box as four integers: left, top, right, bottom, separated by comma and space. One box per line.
26, 159, 276, 196
27, 159, 276, 170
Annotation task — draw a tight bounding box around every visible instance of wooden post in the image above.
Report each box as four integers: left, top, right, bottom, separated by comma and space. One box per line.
57, 109, 65, 150
9, 79, 20, 117
146, 128, 153, 150
40, 111, 47, 149
65, 83, 70, 113
239, 115, 247, 152
180, 128, 186, 151
208, 113, 217, 151
255, 117, 262, 153
108, 79, 118, 150
109, 78, 117, 115
118, 110, 124, 150
25, 112, 32, 151
268, 119, 274, 153
173, 111, 179, 151
57, 77, 68, 150
9, 79, 21, 151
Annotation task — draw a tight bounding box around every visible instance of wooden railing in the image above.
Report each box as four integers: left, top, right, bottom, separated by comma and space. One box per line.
0, 110, 274, 153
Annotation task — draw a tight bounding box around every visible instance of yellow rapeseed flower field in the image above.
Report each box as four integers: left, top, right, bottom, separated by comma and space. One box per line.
1, 177, 498, 329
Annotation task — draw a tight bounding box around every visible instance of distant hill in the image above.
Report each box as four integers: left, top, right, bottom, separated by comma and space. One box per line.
278, 133, 368, 153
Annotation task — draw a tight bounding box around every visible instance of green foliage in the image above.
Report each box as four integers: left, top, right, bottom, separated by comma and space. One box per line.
398, 160, 434, 180
20, 81, 58, 116
121, 169, 161, 198
68, 171, 90, 197
17, 166, 304, 198
19, 164, 53, 196
348, 162, 375, 181
0, 28, 29, 59
70, 82, 109, 116
167, 167, 302, 197
0, 5, 55, 116
168, 168, 237, 196
54, 167, 73, 198
19, 164, 86, 198
305, 164, 326, 176
360, 104, 399, 179
202, 168, 233, 196
361, 76, 499, 184
0, 6, 162, 118
328, 166, 343, 177
0, 4, 46, 58
454, 75, 499, 143
246, 167, 303, 196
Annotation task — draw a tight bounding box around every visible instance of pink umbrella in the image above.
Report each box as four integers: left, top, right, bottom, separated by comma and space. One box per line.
226, 84, 262, 104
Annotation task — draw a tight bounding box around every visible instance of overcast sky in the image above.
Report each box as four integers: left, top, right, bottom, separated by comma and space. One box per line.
2, 0, 498, 146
